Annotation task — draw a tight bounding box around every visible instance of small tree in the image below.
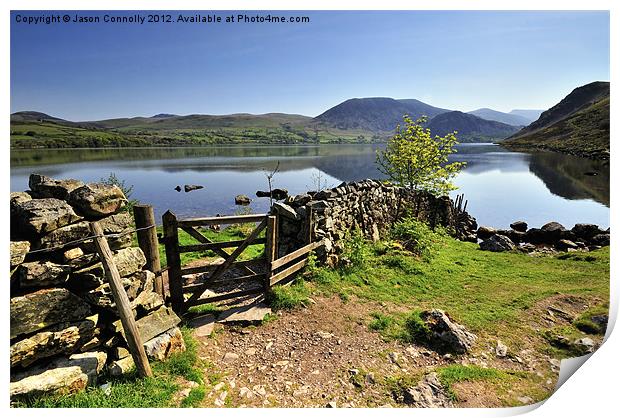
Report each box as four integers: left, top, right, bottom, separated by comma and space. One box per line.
376, 115, 464, 196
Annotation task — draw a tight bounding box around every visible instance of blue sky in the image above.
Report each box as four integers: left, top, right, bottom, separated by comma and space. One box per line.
10, 10, 609, 120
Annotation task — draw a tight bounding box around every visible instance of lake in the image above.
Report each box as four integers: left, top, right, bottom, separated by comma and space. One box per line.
10, 144, 610, 229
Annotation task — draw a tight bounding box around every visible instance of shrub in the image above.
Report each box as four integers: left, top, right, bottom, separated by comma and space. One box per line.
391, 218, 443, 260
100, 172, 139, 213
403, 310, 432, 343
369, 312, 394, 331
342, 228, 372, 269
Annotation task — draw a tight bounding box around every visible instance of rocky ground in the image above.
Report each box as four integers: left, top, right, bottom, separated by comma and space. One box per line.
184, 293, 594, 408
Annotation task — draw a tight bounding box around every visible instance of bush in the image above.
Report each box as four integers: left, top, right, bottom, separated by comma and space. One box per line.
369, 312, 394, 331
100, 172, 139, 213
342, 229, 372, 269
403, 310, 432, 343
391, 218, 444, 260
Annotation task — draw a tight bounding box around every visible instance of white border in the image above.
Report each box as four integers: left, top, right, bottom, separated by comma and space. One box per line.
2, 1, 617, 418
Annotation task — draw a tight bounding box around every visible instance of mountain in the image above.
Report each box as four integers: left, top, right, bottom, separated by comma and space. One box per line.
151, 113, 178, 118
503, 81, 610, 160
509, 109, 544, 123
11, 111, 68, 123
314, 97, 450, 132
467, 108, 529, 126
426, 111, 520, 142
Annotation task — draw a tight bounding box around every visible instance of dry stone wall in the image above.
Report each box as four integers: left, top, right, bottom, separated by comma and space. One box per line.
273, 179, 477, 262
9, 174, 185, 402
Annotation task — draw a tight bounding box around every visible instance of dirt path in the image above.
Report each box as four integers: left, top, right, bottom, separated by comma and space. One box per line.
192, 295, 565, 408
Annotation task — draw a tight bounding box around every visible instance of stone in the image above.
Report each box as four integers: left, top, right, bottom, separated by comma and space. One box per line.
479, 234, 515, 252
495, 340, 508, 358
223, 352, 240, 362
10, 241, 30, 267
256, 188, 288, 200
541, 222, 570, 240
476, 226, 497, 240
10, 351, 107, 400
13, 198, 81, 236
112, 306, 181, 343
10, 315, 99, 368
591, 314, 608, 331
326, 401, 337, 408
67, 183, 127, 217
188, 314, 216, 337
10, 191, 32, 208
571, 223, 603, 240
10, 288, 92, 339
63, 247, 84, 262
517, 396, 534, 405
112, 346, 130, 359
37, 212, 133, 251
591, 234, 610, 247
80, 336, 102, 352
28, 174, 85, 200
217, 303, 272, 325
510, 221, 528, 232
293, 194, 312, 206
556, 239, 578, 251
131, 289, 165, 314
421, 309, 477, 353
400, 373, 452, 408
16, 261, 71, 288
144, 327, 186, 361
273, 202, 300, 221
108, 356, 135, 376
574, 337, 595, 354
72, 247, 146, 286
234, 194, 251, 205
184, 184, 204, 192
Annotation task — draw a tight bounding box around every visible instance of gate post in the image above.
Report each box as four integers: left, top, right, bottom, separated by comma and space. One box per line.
162, 210, 184, 314
264, 215, 277, 291
133, 205, 163, 298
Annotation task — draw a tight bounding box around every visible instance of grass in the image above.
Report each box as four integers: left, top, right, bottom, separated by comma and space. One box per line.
436, 365, 523, 402
10, 117, 385, 149
267, 279, 311, 311
305, 223, 609, 356
15, 328, 207, 408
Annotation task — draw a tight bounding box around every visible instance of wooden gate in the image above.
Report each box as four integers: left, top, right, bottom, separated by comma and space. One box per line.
162, 210, 322, 314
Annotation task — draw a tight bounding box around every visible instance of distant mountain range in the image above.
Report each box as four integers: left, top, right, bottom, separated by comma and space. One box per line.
12, 83, 607, 159
503, 81, 610, 160
427, 111, 520, 142
467, 108, 531, 126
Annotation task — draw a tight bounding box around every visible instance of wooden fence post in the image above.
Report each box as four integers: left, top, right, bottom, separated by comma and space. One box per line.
306, 207, 314, 244
89, 221, 152, 378
133, 205, 163, 298
162, 210, 184, 314
264, 215, 277, 290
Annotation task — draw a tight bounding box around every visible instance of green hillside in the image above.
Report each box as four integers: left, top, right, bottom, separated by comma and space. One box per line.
503, 96, 609, 160
10, 113, 382, 149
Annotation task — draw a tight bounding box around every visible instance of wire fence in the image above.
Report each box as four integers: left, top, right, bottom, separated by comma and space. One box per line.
22, 224, 156, 256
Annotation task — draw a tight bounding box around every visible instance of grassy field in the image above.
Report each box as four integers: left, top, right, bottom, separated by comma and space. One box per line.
10, 118, 383, 149
18, 219, 609, 407
271, 222, 609, 358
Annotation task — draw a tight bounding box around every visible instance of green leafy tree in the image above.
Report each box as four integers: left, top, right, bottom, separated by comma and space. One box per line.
376, 115, 465, 196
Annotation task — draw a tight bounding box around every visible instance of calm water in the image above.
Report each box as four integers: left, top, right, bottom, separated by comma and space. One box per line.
10, 144, 610, 229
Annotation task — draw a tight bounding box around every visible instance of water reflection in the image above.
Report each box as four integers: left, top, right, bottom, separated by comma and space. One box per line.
10, 144, 609, 228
